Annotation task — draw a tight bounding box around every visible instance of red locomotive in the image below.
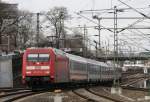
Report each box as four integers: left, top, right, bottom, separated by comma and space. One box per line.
22, 48, 121, 88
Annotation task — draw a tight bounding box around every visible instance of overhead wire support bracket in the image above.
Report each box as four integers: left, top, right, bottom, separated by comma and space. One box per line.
75, 12, 114, 33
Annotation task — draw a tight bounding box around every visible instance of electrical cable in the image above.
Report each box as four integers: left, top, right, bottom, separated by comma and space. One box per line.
75, 12, 113, 33
118, 0, 150, 19
120, 33, 150, 51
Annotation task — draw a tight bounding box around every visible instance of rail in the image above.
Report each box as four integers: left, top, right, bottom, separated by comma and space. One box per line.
72, 88, 126, 102
0, 88, 46, 102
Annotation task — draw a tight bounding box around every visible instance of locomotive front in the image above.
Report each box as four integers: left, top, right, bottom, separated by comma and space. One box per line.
22, 48, 54, 87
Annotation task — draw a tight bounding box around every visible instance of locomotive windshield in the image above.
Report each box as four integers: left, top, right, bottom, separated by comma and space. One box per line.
39, 54, 50, 62
27, 53, 50, 62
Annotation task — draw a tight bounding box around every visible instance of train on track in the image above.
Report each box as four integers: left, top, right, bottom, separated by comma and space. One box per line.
22, 48, 122, 89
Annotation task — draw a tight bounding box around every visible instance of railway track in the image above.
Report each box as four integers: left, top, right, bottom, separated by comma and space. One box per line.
72, 89, 98, 102
0, 88, 30, 92
0, 89, 46, 102
72, 88, 122, 102
71, 84, 148, 102
86, 88, 126, 102
0, 90, 32, 98
121, 78, 150, 92
0, 85, 148, 102
121, 78, 145, 87
122, 86, 150, 92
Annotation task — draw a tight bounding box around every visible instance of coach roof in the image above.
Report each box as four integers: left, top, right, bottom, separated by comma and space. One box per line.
66, 53, 87, 63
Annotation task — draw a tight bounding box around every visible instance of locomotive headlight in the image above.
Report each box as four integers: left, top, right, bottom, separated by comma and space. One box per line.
45, 71, 50, 74
26, 66, 35, 70
26, 71, 31, 74
41, 66, 50, 70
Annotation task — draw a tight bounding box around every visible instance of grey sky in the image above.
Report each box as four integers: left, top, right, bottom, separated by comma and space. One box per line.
2, 0, 150, 52
2, 0, 111, 12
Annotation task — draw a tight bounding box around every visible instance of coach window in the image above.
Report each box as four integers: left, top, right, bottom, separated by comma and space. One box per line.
105, 67, 107, 75
71, 60, 76, 70
75, 62, 78, 70
83, 63, 86, 71
74, 61, 78, 71
70, 60, 74, 70
103, 67, 105, 75
81, 63, 85, 71
78, 62, 81, 71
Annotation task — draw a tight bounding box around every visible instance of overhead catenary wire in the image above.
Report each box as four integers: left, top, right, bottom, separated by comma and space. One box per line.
74, 12, 113, 33
80, 6, 150, 13
127, 29, 150, 41
112, 0, 150, 33
117, 12, 150, 33
118, 39, 141, 53
116, 0, 132, 8
118, 0, 150, 19
120, 33, 150, 51
38, 2, 150, 53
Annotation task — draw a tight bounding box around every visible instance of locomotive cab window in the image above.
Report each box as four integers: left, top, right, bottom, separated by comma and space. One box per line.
39, 54, 50, 62
27, 54, 50, 62
27, 54, 38, 62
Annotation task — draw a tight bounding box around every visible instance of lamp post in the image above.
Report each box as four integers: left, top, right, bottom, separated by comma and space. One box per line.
36, 13, 40, 47
59, 11, 65, 48
93, 40, 98, 58
7, 35, 10, 52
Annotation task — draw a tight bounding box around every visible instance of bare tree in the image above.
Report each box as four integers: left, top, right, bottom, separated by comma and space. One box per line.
17, 11, 37, 49
0, 3, 18, 46
46, 7, 69, 48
